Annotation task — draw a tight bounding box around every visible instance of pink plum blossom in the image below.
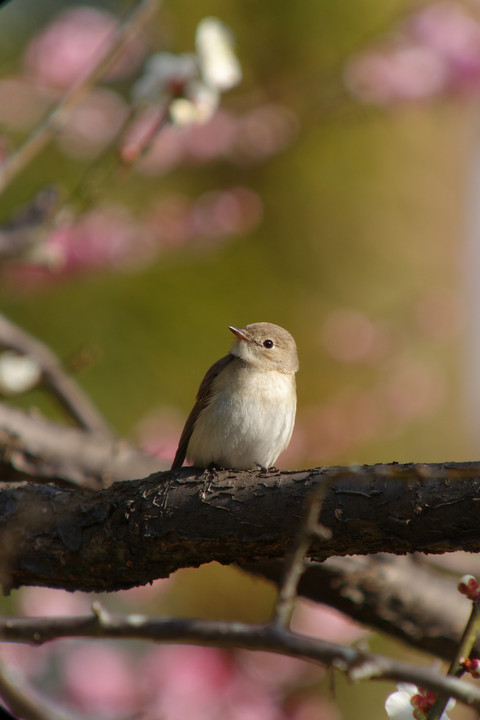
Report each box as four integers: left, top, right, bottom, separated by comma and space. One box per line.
45, 207, 147, 274
345, 43, 448, 104
58, 89, 129, 158
346, 2, 480, 104
411, 2, 480, 88
135, 408, 184, 464
129, 105, 297, 175
18, 586, 91, 618
291, 600, 367, 644
25, 7, 145, 90
62, 643, 140, 717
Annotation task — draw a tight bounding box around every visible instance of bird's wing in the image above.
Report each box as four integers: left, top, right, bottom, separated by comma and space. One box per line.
171, 353, 235, 469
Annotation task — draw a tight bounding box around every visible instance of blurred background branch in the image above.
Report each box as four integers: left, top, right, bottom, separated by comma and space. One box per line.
1, 609, 479, 712
0, 314, 112, 436
0, 0, 160, 195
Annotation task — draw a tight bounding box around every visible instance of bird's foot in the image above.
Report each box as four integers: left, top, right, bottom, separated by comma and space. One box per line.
255, 463, 280, 474
200, 463, 222, 498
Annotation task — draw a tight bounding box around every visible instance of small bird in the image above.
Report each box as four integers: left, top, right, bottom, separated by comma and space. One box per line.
171, 322, 298, 470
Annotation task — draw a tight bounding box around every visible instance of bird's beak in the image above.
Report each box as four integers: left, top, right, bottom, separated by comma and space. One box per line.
228, 326, 251, 342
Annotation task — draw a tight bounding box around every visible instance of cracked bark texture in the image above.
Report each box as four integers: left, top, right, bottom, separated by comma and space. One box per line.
2, 461, 480, 595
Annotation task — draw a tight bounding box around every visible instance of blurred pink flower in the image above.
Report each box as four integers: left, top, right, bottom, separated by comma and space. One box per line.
141, 645, 236, 720
234, 104, 299, 164
0, 642, 53, 680
122, 109, 183, 169
238, 650, 309, 688
274, 425, 307, 468
18, 587, 90, 617
383, 357, 446, 421
147, 187, 263, 249
191, 187, 263, 240
345, 43, 448, 104
135, 407, 184, 464
321, 309, 389, 365
140, 645, 312, 720
130, 105, 296, 175
62, 643, 140, 717
45, 207, 148, 274
24, 6, 146, 90
290, 697, 339, 720
411, 2, 480, 87
58, 89, 129, 158
346, 1, 480, 104
291, 600, 367, 644
183, 110, 240, 162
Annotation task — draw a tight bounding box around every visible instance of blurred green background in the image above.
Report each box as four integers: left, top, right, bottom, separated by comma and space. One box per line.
0, 0, 473, 469
0, 1, 476, 717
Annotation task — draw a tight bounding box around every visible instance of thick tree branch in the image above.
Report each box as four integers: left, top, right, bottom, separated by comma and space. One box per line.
3, 462, 480, 660
2, 462, 480, 594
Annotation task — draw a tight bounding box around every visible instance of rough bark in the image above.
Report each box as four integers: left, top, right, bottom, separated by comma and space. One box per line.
2, 461, 480, 594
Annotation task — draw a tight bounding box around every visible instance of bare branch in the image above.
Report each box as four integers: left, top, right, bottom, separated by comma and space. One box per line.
0, 0, 161, 194
272, 477, 332, 627
0, 403, 162, 487
251, 554, 475, 661
0, 315, 112, 436
0, 609, 479, 712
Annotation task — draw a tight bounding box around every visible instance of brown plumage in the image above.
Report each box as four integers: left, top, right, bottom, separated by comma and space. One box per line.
171, 322, 298, 470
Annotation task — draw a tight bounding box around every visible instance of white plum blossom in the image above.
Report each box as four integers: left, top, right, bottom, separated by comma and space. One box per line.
196, 17, 242, 91
169, 81, 219, 126
385, 684, 455, 720
0, 351, 41, 395
131, 52, 197, 104
132, 17, 242, 126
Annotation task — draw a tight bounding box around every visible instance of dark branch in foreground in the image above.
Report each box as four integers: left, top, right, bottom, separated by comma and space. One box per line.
3, 461, 480, 660
3, 461, 480, 594
1, 608, 479, 712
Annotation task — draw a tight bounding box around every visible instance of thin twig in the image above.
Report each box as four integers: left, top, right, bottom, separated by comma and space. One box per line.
0, 0, 161, 195
0, 609, 480, 712
428, 598, 480, 720
272, 473, 332, 627
0, 314, 112, 436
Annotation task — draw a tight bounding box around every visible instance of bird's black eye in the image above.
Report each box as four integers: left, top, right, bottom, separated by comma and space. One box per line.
263, 339, 274, 349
